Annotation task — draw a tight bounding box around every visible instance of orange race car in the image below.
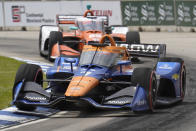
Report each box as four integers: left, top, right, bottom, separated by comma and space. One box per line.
39, 5, 140, 62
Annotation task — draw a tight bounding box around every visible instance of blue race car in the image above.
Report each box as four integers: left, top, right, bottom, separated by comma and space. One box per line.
12, 34, 186, 113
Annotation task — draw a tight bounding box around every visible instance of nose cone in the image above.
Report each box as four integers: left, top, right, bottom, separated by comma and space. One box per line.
65, 76, 99, 97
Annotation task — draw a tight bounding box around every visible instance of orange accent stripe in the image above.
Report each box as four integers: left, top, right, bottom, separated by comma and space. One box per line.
65, 76, 99, 97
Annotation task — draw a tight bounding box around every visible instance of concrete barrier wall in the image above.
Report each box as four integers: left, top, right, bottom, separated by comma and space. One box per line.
0, 3, 3, 27
2, 1, 121, 27
1, 1, 196, 32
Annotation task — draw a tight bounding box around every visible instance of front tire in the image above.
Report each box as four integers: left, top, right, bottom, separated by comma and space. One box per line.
126, 31, 140, 62
132, 67, 157, 112
13, 64, 43, 111
126, 31, 140, 44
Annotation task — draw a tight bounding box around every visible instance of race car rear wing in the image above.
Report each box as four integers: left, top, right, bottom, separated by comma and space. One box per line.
117, 43, 166, 58
56, 15, 109, 25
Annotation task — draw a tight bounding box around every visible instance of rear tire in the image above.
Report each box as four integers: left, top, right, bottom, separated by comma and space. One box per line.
132, 67, 157, 112
158, 57, 186, 100
126, 31, 140, 62
48, 31, 63, 62
13, 64, 43, 111
126, 31, 140, 44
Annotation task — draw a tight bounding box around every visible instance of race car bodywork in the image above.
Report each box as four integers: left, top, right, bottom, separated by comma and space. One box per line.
39, 5, 140, 61
12, 34, 186, 113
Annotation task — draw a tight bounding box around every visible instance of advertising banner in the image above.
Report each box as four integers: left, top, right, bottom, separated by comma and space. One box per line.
121, 1, 175, 26
4, 1, 121, 27
176, 1, 196, 26
57, 1, 121, 25
0, 3, 3, 26
82, 1, 121, 25
4, 2, 59, 26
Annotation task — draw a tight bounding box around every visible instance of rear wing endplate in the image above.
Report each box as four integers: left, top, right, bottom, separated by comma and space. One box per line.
56, 15, 109, 25
117, 43, 166, 58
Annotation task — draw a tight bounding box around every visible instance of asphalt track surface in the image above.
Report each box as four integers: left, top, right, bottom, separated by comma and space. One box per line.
0, 32, 196, 131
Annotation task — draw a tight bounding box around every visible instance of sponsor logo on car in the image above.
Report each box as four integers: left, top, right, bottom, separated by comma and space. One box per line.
24, 96, 47, 101
136, 99, 146, 106
129, 44, 159, 53
107, 100, 130, 104
172, 73, 179, 80
71, 87, 81, 90
119, 44, 160, 53
158, 64, 173, 70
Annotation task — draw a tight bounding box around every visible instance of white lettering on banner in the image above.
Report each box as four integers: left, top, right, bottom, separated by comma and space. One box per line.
4, 1, 121, 27
177, 2, 191, 25
0, 3, 3, 26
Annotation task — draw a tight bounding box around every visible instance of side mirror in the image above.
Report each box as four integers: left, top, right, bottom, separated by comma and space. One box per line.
70, 26, 78, 30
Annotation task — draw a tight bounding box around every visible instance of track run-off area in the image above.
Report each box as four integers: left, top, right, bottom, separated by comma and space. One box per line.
0, 32, 196, 131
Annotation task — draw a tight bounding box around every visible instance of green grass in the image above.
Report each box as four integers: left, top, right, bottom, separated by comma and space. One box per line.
0, 56, 24, 109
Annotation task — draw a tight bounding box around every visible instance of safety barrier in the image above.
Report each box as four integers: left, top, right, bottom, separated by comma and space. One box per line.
1, 1, 196, 30
0, 1, 121, 28
0, 3, 3, 27
121, 0, 196, 27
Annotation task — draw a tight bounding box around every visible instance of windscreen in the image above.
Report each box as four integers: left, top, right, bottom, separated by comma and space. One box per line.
79, 49, 119, 67
77, 18, 104, 31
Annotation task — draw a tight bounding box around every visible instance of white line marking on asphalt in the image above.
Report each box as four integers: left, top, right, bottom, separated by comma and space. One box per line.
1, 118, 50, 131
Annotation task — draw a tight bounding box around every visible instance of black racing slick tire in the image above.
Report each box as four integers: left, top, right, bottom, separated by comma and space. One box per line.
48, 31, 63, 62
126, 31, 140, 62
126, 31, 140, 44
13, 64, 43, 111
158, 57, 186, 100
132, 67, 157, 112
